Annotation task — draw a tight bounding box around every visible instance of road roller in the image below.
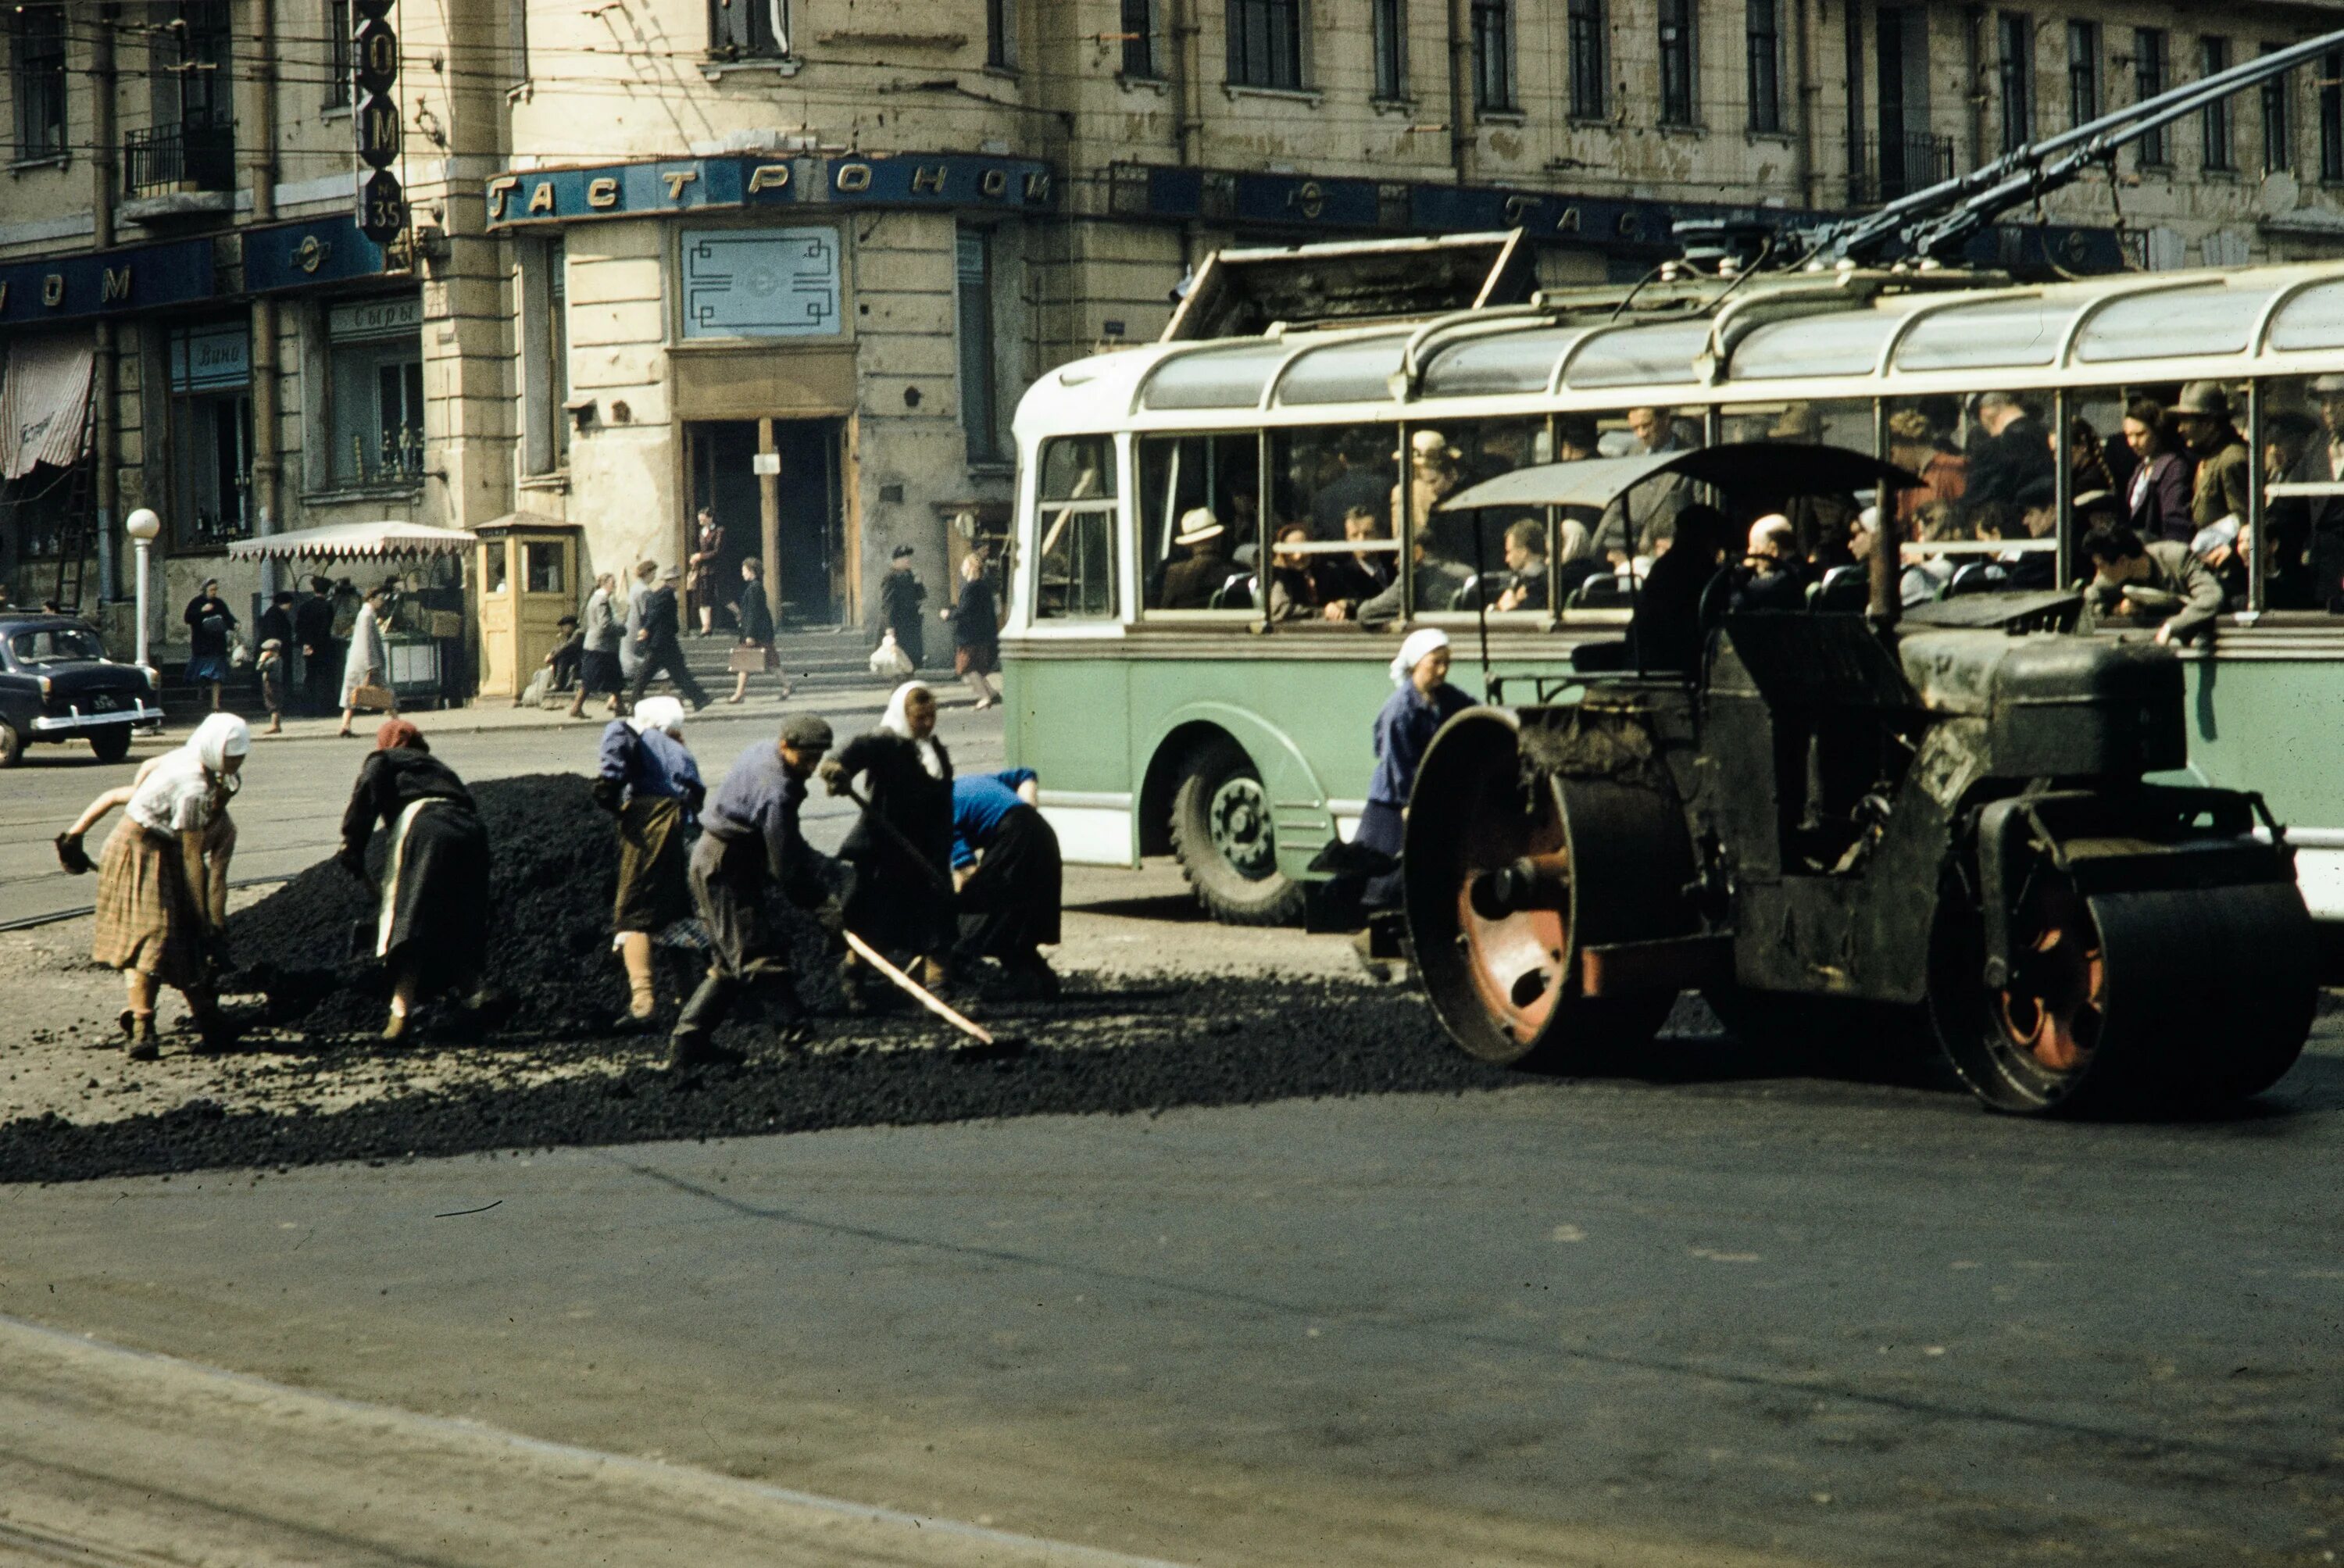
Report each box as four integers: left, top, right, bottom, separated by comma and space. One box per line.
1405, 455, 2317, 1116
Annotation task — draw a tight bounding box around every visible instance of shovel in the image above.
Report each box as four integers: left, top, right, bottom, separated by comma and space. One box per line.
841, 930, 1024, 1055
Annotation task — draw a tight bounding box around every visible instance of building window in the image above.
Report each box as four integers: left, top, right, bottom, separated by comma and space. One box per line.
2323, 50, 2343, 182
1658, 0, 1696, 126
9, 2, 67, 160
2067, 20, 2098, 129
1121, 0, 1157, 78
709, 0, 788, 58
324, 0, 352, 108
1745, 0, 1781, 133
1372, 0, 1406, 100
985, 0, 1013, 69
2135, 27, 2168, 167
166, 321, 253, 551
2264, 44, 2294, 174
956, 230, 1003, 466
2202, 36, 2234, 171
1567, 0, 1604, 119
520, 238, 570, 474
509, 0, 531, 88
1996, 13, 2032, 153
327, 297, 426, 488
1470, 0, 1514, 111
1227, 0, 1302, 90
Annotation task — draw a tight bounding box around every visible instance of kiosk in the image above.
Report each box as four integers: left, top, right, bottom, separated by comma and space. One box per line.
472, 513, 582, 700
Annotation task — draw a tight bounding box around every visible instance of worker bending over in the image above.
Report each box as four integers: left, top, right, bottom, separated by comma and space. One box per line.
950, 767, 1063, 997
595, 695, 703, 1029
338, 720, 491, 1040
674, 713, 843, 1069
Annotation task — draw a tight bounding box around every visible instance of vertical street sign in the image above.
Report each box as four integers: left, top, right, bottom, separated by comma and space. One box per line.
352, 0, 406, 243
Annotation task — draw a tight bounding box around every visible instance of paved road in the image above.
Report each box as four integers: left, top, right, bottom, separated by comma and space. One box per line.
1, 1043, 2340, 1566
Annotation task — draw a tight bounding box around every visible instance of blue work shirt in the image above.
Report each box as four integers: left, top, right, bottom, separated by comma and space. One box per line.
703, 740, 816, 884
952, 767, 1036, 869
598, 720, 703, 822
1368, 682, 1472, 808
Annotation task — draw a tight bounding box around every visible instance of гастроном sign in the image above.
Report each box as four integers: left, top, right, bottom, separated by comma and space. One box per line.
0, 239, 215, 326
484, 154, 1056, 229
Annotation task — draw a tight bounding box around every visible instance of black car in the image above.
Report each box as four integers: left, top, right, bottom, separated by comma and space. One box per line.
0, 612, 164, 766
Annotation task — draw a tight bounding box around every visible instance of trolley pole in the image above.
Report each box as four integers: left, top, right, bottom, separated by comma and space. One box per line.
125, 508, 160, 672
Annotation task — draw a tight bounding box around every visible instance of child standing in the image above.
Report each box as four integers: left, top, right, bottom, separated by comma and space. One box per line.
255, 638, 288, 736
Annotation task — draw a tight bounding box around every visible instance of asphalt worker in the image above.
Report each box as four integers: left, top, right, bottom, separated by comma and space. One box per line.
672, 713, 845, 1069
593, 695, 705, 1030
949, 766, 1063, 997
338, 720, 491, 1041
823, 681, 956, 999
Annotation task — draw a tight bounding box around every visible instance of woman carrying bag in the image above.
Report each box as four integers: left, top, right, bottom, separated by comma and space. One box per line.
337, 584, 398, 738
726, 558, 790, 705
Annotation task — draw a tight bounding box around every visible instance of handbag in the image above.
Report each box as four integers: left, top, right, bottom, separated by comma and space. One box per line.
728, 645, 775, 675
350, 680, 397, 713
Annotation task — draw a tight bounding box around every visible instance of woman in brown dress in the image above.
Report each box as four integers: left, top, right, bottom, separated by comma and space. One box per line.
687, 506, 726, 637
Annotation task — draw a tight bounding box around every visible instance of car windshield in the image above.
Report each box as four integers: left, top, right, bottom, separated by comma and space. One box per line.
9, 627, 106, 665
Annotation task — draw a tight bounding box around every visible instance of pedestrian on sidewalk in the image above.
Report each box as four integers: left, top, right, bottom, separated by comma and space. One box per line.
255, 639, 287, 736
877, 545, 927, 672
570, 571, 626, 720
688, 507, 726, 637
672, 713, 845, 1068
337, 720, 491, 1041
627, 564, 710, 711
594, 695, 703, 1029
256, 591, 295, 664
295, 577, 338, 716
942, 542, 999, 709
823, 680, 956, 998
727, 557, 789, 705
336, 584, 395, 738
181, 578, 238, 713
56, 713, 251, 1059
617, 560, 654, 704
950, 766, 1061, 997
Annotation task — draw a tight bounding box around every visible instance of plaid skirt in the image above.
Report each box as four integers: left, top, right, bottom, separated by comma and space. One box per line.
91, 820, 205, 988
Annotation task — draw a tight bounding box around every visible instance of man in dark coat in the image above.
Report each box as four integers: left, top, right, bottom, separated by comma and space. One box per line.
878, 544, 927, 669
256, 591, 295, 659
1730, 516, 1812, 613
1965, 391, 2055, 529
295, 577, 339, 716
627, 565, 710, 710
672, 713, 843, 1068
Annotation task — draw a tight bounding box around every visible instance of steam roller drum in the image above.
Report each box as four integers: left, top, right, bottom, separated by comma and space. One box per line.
1402, 708, 1691, 1070
1928, 873, 2316, 1116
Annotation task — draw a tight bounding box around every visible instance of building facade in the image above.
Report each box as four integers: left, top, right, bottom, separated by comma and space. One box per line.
5, 0, 2344, 655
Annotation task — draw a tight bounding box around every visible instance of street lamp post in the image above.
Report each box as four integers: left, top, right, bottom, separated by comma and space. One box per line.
124, 508, 160, 672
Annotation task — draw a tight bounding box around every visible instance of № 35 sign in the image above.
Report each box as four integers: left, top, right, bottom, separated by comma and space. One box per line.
352, 0, 406, 245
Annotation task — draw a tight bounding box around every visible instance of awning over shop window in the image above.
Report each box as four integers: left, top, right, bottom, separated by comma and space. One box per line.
224, 520, 476, 560
0, 333, 94, 480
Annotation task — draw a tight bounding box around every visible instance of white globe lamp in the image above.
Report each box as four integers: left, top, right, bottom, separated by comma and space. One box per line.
125, 508, 161, 672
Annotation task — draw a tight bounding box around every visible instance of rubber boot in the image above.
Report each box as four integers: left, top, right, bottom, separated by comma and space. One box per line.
669, 966, 745, 1069
123, 1010, 159, 1062
747, 960, 816, 1052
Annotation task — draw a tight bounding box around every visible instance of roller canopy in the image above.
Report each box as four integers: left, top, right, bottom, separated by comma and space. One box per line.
1438, 441, 1923, 513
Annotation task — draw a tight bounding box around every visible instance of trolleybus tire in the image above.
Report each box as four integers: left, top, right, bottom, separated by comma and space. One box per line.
1167, 737, 1307, 927
88, 726, 132, 764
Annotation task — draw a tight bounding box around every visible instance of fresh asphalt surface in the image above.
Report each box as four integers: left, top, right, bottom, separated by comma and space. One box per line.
2, 655, 2342, 1564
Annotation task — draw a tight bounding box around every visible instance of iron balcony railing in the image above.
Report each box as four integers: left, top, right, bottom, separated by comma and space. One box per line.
1846, 130, 1958, 207
123, 117, 236, 197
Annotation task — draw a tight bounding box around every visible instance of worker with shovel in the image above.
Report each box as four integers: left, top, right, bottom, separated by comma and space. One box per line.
822, 681, 958, 1005
670, 713, 845, 1069
593, 695, 703, 1030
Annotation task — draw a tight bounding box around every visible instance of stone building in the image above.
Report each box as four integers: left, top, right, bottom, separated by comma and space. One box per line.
5, 0, 2344, 653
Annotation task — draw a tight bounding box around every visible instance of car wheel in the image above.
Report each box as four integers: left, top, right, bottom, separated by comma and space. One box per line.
88, 726, 132, 763
0, 720, 21, 768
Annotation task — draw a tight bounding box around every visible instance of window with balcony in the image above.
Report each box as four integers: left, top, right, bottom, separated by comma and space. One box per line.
1372, 0, 1406, 99
708, 0, 789, 58
131, 0, 234, 194
1471, 0, 1515, 112
1745, 0, 1781, 133
324, 0, 352, 109
2202, 36, 2234, 170
1658, 0, 1696, 127
11, 2, 67, 161
2067, 20, 2099, 129
1227, 0, 1303, 90
1997, 12, 2033, 153
2263, 43, 2295, 173
1567, 0, 1605, 119
2135, 27, 2169, 167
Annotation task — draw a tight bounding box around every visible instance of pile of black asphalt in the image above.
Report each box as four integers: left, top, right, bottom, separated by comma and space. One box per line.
0, 773, 1507, 1184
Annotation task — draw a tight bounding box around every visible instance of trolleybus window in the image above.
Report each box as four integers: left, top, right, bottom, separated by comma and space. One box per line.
1139, 431, 1263, 613
1265, 422, 1401, 625
1711, 398, 1876, 605
1883, 390, 2062, 602
2254, 373, 2343, 612
1406, 416, 1560, 618
1033, 434, 1118, 621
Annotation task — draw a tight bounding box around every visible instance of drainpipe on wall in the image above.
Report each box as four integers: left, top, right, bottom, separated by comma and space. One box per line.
1446, 0, 1470, 185
1171, 0, 1204, 273
1791, 0, 1817, 209
1963, 5, 1986, 177
92, 5, 119, 604
248, 0, 282, 600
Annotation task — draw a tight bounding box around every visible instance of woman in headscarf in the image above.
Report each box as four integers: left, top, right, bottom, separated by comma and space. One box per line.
1357, 628, 1472, 910
820, 680, 956, 991
58, 713, 250, 1059
338, 720, 490, 1039
336, 583, 395, 738
180, 578, 238, 713
594, 695, 703, 1027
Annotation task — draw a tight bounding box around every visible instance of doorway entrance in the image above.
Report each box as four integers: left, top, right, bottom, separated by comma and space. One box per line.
685, 418, 845, 626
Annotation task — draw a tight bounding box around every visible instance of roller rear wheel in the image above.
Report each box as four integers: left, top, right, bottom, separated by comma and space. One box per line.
1930, 871, 2315, 1115
1404, 709, 1686, 1070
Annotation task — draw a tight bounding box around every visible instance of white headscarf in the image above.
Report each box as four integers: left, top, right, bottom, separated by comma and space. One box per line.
1388, 627, 1452, 689
628, 695, 685, 738
188, 712, 251, 778
880, 680, 946, 779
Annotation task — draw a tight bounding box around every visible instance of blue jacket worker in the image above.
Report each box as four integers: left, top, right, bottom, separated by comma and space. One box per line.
670, 713, 843, 1069
950, 766, 1063, 996
593, 696, 705, 1030
1357, 628, 1472, 909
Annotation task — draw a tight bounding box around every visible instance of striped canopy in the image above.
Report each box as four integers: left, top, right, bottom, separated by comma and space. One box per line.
224, 522, 477, 561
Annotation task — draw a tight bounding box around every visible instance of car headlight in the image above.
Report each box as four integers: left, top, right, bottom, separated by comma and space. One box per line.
38, 676, 52, 698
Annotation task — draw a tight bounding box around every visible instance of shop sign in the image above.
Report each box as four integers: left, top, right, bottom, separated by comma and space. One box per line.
329, 295, 424, 341
0, 238, 215, 326
680, 227, 841, 339
483, 152, 1055, 229
352, 0, 406, 242
245, 215, 398, 293
823, 155, 1054, 208
169, 323, 250, 392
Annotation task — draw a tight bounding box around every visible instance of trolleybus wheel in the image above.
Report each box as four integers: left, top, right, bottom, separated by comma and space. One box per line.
88, 726, 132, 764
1168, 737, 1306, 926
1403, 709, 1684, 1070
1929, 870, 2314, 1115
